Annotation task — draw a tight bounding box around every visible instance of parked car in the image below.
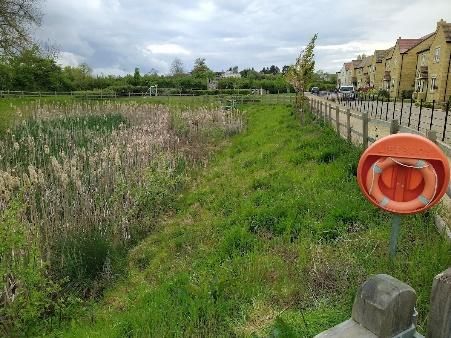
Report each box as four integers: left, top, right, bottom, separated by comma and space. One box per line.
310, 87, 320, 94
338, 85, 355, 100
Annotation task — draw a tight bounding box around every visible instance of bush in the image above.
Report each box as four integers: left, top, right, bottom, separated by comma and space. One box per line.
377, 89, 390, 99
401, 89, 414, 100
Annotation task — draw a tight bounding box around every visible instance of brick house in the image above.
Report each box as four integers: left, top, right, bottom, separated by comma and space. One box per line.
350, 60, 362, 88
355, 60, 364, 89
370, 50, 389, 90
383, 34, 435, 98
414, 19, 451, 103
337, 62, 353, 87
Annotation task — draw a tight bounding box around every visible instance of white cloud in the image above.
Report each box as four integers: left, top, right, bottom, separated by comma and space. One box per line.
143, 44, 191, 56
92, 67, 128, 76
57, 51, 86, 67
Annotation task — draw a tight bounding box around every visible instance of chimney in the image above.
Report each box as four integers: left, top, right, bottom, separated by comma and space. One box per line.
438, 19, 446, 29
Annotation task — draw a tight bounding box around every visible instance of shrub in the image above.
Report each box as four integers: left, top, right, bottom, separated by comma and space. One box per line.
377, 89, 390, 99
401, 89, 414, 100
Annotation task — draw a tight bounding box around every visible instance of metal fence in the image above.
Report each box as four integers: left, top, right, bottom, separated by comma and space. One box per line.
318, 93, 451, 144
305, 94, 451, 155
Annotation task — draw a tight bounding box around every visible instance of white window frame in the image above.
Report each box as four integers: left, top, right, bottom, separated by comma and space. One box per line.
434, 47, 440, 63
430, 76, 437, 92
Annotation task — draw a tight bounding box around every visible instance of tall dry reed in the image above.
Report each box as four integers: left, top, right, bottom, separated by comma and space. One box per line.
0, 100, 244, 334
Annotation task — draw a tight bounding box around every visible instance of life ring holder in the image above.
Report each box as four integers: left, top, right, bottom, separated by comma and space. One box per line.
365, 157, 438, 213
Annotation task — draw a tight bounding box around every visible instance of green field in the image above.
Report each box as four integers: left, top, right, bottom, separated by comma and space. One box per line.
49, 103, 450, 337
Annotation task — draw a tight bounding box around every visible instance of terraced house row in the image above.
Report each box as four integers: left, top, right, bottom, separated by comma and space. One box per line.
336, 19, 451, 103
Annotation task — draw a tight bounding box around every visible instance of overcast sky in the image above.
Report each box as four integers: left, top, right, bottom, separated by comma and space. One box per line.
35, 0, 450, 76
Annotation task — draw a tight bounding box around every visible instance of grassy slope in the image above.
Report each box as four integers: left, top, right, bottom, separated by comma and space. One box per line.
53, 104, 449, 337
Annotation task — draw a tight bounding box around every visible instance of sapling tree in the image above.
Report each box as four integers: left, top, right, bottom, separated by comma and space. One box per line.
285, 34, 317, 105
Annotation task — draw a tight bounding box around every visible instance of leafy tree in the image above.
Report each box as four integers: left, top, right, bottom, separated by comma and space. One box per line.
191, 57, 213, 78
0, 0, 42, 56
10, 46, 63, 91
170, 58, 184, 75
132, 67, 141, 85
0, 57, 13, 89
285, 34, 317, 100
240, 68, 261, 79
269, 65, 280, 75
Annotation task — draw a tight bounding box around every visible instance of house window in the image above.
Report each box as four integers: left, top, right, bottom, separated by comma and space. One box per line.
430, 77, 437, 92
434, 47, 440, 63
421, 54, 426, 65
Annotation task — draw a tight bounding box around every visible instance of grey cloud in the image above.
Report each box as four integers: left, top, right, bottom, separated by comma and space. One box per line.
35, 0, 451, 75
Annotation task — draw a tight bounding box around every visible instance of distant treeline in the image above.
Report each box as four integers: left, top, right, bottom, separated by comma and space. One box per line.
0, 47, 336, 94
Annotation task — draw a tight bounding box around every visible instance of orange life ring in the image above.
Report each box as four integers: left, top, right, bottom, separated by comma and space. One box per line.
365, 157, 437, 213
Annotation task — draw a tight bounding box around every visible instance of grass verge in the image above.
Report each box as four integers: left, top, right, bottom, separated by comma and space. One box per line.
48, 103, 450, 337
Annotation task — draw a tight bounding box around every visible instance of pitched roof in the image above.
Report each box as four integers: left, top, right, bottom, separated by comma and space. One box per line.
344, 62, 352, 71
385, 46, 395, 60
443, 23, 451, 42
398, 39, 423, 53
352, 59, 363, 68
362, 55, 373, 67
374, 49, 388, 63
399, 32, 435, 53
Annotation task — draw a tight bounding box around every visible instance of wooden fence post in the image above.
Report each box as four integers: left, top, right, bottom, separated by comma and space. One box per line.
325, 102, 328, 123
346, 109, 351, 142
390, 119, 399, 134
427, 268, 451, 337
426, 130, 437, 143
362, 112, 369, 149
327, 103, 331, 124
330, 104, 333, 124
335, 106, 340, 134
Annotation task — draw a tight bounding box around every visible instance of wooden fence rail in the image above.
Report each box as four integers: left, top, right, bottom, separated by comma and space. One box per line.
305, 94, 451, 241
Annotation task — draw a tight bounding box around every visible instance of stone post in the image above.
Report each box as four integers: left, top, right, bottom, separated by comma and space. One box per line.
427, 268, 451, 338
315, 274, 419, 338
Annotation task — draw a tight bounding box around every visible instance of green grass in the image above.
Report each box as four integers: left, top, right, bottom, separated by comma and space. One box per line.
0, 96, 76, 131
39, 103, 451, 337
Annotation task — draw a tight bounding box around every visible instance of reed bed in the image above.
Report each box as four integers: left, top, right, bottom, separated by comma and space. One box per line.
0, 100, 244, 334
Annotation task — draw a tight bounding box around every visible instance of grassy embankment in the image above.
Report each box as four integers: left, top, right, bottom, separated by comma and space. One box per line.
51, 103, 450, 337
